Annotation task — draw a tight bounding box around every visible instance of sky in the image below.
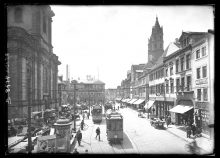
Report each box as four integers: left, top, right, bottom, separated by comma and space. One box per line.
51, 5, 214, 89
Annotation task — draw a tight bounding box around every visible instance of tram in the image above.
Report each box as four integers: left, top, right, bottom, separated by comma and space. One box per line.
91, 104, 103, 123
106, 111, 123, 144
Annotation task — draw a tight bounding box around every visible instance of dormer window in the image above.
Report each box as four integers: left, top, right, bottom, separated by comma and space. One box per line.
14, 7, 23, 23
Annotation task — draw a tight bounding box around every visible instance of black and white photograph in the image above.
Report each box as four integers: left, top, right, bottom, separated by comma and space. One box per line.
5, 4, 214, 155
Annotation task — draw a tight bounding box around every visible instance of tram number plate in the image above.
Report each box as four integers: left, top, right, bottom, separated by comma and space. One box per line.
114, 135, 117, 138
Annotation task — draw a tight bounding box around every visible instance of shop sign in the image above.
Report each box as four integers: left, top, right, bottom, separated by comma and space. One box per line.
195, 102, 209, 110
195, 78, 208, 85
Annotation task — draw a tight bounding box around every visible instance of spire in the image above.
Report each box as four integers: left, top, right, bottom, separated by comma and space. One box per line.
155, 15, 160, 27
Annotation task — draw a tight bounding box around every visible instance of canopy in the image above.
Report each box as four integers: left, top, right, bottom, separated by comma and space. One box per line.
128, 99, 138, 104
125, 98, 132, 103
133, 99, 145, 105
169, 105, 193, 114
144, 100, 155, 109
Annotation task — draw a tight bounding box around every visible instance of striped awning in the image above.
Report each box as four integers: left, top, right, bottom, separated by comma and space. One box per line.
133, 99, 145, 105
128, 99, 138, 104
144, 100, 155, 109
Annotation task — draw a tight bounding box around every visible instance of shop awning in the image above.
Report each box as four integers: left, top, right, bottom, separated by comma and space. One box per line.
133, 99, 145, 105
169, 105, 193, 114
128, 99, 138, 104
144, 100, 155, 109
121, 99, 126, 102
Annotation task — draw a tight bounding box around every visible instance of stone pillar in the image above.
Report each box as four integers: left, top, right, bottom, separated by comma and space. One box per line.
54, 118, 72, 153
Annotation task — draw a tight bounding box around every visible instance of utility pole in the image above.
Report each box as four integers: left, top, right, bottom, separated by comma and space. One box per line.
27, 69, 32, 153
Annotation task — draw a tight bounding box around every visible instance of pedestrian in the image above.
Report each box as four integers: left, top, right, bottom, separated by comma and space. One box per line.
186, 123, 191, 138
76, 129, 82, 146
81, 120, 84, 130
95, 127, 101, 141
166, 115, 171, 128
191, 123, 196, 137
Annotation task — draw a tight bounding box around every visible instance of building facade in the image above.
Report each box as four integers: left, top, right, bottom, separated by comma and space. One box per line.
191, 31, 214, 136
7, 5, 61, 120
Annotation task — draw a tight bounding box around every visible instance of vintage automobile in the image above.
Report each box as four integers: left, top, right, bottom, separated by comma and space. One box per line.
150, 117, 165, 129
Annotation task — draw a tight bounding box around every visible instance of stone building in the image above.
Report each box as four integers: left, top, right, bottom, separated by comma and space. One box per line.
68, 78, 105, 106
7, 5, 61, 120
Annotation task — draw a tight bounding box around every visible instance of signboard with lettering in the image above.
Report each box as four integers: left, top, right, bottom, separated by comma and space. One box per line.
195, 102, 209, 110
195, 78, 208, 85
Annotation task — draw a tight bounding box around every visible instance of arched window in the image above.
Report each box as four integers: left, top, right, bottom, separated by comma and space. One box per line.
14, 7, 23, 23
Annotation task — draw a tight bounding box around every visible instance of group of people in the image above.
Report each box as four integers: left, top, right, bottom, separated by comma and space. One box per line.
186, 123, 202, 138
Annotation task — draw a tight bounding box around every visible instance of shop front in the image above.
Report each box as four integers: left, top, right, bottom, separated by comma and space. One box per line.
195, 101, 210, 135
169, 92, 195, 125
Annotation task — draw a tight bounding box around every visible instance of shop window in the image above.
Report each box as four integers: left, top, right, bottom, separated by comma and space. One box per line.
197, 68, 201, 79
202, 66, 207, 78
203, 88, 208, 101
196, 49, 200, 59
202, 46, 206, 56
197, 89, 201, 101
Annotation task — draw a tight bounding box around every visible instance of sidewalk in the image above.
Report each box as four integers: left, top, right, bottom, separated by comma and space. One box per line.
165, 124, 214, 155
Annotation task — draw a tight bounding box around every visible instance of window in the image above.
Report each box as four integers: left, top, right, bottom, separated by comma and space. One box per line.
203, 88, 208, 101
170, 80, 174, 93
197, 68, 201, 79
176, 59, 179, 73
202, 46, 206, 56
14, 7, 23, 23
180, 57, 184, 71
196, 49, 200, 59
176, 78, 180, 92
202, 66, 207, 78
181, 77, 184, 91
197, 89, 201, 101
186, 54, 191, 69
166, 80, 169, 93
170, 66, 173, 76
186, 76, 191, 91
165, 69, 168, 77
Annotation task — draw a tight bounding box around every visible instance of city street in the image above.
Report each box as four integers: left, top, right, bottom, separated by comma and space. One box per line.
73, 106, 190, 154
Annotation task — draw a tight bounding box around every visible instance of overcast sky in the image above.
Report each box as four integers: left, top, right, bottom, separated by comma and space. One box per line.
51, 5, 214, 89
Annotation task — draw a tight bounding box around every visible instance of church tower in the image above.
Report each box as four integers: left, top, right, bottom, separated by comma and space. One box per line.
148, 16, 164, 63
